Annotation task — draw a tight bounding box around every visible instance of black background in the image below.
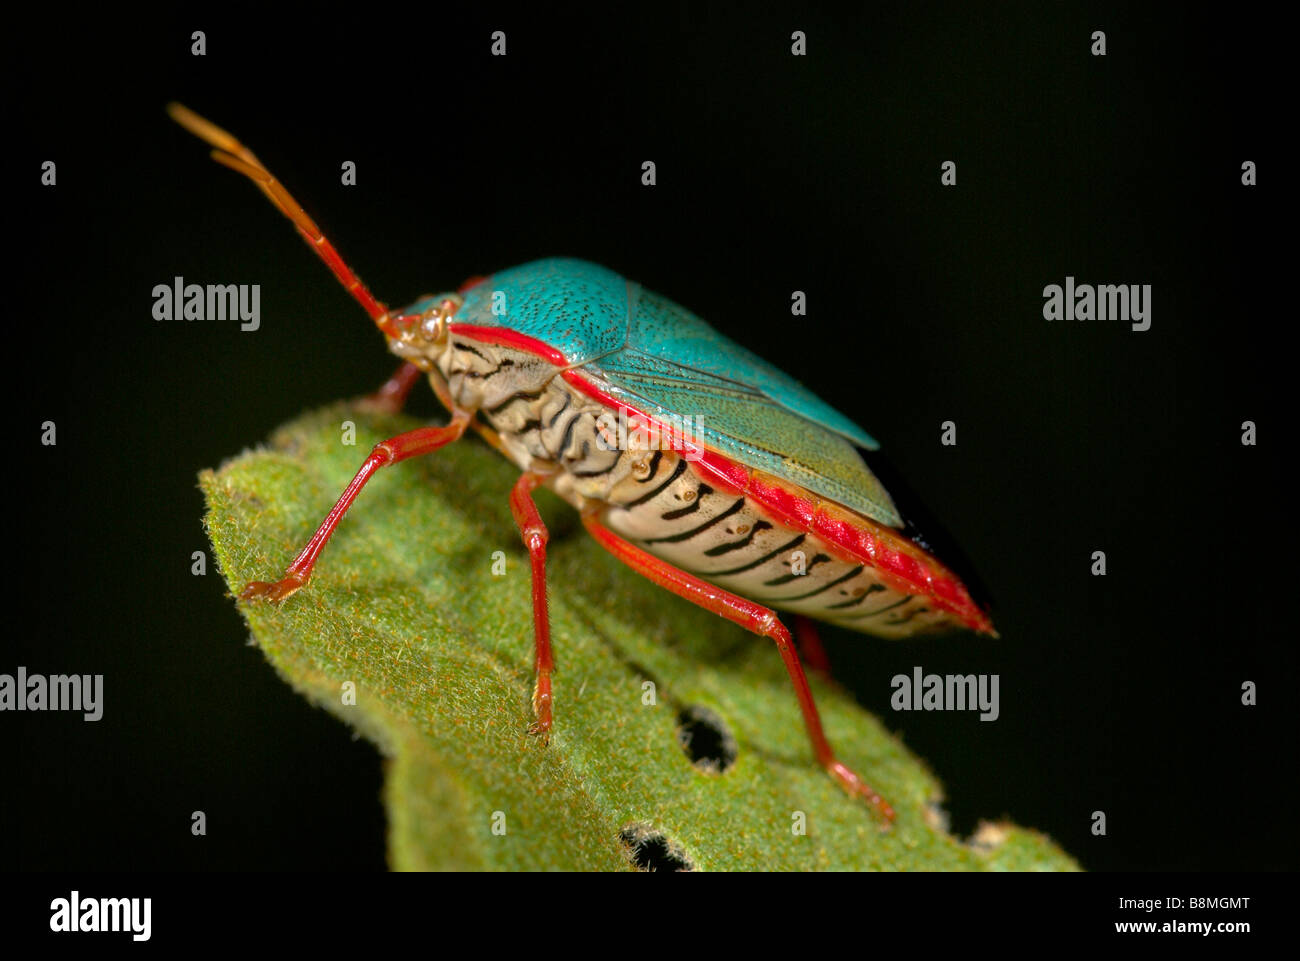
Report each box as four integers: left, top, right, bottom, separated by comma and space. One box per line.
7, 4, 1292, 872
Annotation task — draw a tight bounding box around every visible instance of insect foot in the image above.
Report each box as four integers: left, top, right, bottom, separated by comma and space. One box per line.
528, 674, 553, 745
827, 760, 896, 824
239, 572, 308, 603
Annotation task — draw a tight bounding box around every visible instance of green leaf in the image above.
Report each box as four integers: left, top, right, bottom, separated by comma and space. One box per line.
200, 403, 1080, 871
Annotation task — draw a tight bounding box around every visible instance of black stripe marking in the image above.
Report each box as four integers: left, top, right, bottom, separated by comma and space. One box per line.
624, 457, 685, 508
762, 553, 830, 586
636, 450, 663, 483
483, 411, 539, 435
840, 597, 912, 621
708, 534, 805, 577
485, 387, 546, 414
543, 392, 571, 427
453, 342, 488, 360
661, 484, 712, 521
827, 583, 886, 610
573, 449, 624, 477
883, 606, 928, 626
781, 565, 865, 602
556, 412, 580, 458
644, 497, 745, 544
465, 358, 515, 379
703, 521, 773, 557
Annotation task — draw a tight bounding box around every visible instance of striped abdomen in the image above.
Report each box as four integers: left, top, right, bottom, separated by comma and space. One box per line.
426, 334, 979, 637
598, 453, 951, 637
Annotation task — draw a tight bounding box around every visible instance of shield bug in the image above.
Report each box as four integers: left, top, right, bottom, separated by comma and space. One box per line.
170, 103, 995, 822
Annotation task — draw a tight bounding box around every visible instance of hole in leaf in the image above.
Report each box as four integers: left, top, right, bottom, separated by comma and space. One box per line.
675, 704, 737, 774
619, 823, 695, 872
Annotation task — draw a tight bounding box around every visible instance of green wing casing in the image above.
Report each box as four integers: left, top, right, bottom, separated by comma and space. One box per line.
442, 258, 905, 528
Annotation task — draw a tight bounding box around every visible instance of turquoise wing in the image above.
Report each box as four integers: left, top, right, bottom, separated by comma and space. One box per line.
453, 258, 634, 362
585, 288, 902, 528
452, 258, 903, 528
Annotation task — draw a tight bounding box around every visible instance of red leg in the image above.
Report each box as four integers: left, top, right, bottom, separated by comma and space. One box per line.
794, 615, 833, 679
359, 361, 423, 415
242, 412, 471, 602
509, 472, 554, 739
581, 510, 894, 821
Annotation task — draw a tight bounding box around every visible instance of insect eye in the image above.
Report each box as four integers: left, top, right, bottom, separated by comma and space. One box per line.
419, 314, 445, 342
415, 294, 464, 343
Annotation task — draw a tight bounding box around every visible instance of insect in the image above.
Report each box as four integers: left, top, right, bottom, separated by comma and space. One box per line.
170, 103, 994, 822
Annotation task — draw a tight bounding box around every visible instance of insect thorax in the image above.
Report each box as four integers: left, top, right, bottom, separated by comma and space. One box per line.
403, 336, 659, 508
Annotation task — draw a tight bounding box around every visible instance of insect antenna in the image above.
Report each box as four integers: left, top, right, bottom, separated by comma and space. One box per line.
166, 102, 404, 338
